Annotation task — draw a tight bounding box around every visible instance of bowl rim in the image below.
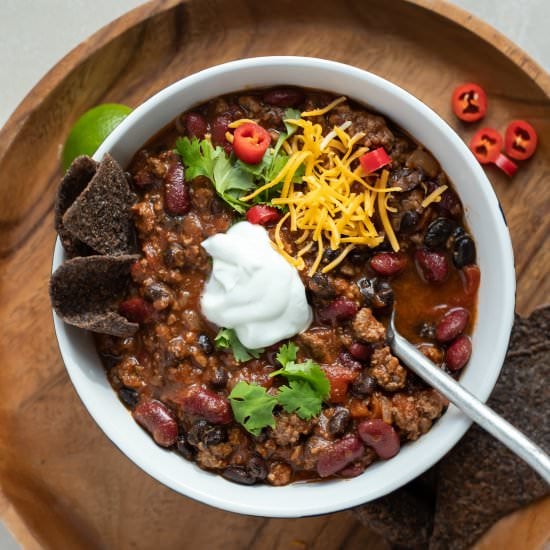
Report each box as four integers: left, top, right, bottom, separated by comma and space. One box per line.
53, 56, 516, 517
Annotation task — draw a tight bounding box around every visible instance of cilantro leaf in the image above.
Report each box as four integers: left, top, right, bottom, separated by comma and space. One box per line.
271, 359, 330, 399
270, 342, 330, 399
229, 381, 277, 436
214, 328, 264, 362
277, 380, 323, 419
175, 137, 254, 213
275, 342, 298, 366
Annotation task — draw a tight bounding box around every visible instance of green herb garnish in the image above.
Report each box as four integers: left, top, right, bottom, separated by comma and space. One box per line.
228, 342, 331, 435
176, 137, 254, 213
214, 328, 264, 362
228, 381, 278, 437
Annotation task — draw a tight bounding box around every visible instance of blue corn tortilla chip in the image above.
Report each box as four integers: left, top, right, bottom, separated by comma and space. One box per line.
49, 254, 140, 337
62, 154, 137, 255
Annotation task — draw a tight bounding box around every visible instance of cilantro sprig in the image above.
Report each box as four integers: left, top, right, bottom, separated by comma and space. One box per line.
214, 328, 264, 362
227, 341, 331, 436
175, 109, 302, 212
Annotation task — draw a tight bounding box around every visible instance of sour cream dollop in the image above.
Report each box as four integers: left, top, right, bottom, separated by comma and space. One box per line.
200, 221, 312, 349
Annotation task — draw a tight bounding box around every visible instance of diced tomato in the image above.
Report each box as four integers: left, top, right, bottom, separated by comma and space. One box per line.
494, 153, 518, 177
359, 147, 391, 174
232, 122, 272, 164
469, 128, 502, 164
505, 120, 538, 161
323, 365, 358, 403
245, 204, 281, 225
452, 83, 487, 122
118, 297, 155, 324
461, 264, 481, 297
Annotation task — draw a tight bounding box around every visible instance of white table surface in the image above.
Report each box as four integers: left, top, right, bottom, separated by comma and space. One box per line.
0, 0, 548, 547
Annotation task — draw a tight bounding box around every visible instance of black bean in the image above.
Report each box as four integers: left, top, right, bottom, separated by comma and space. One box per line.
198, 333, 214, 355
322, 247, 340, 263
164, 242, 186, 268
307, 272, 335, 299
453, 235, 477, 268
247, 455, 268, 481
187, 419, 208, 447
348, 247, 371, 265
203, 425, 228, 446
399, 210, 419, 233
418, 322, 436, 339
176, 433, 195, 460
352, 372, 377, 396
208, 365, 228, 389
328, 408, 351, 437
119, 387, 139, 409
222, 466, 257, 485
357, 277, 394, 309
424, 217, 456, 249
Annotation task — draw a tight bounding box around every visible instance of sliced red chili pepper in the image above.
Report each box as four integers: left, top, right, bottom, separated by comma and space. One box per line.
469, 128, 503, 164
494, 153, 518, 177
505, 120, 538, 161
233, 122, 272, 164
246, 204, 281, 225
452, 83, 487, 122
359, 147, 391, 174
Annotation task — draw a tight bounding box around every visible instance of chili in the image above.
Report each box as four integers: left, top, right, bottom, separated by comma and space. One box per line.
469, 128, 503, 164
504, 120, 538, 161
232, 122, 271, 164
452, 83, 487, 122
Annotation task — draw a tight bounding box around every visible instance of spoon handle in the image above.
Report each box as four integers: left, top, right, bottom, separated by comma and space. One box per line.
389, 329, 550, 484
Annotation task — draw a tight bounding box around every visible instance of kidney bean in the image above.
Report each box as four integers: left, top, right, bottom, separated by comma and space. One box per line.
323, 365, 358, 403
211, 114, 232, 147
445, 335, 472, 371
263, 87, 305, 107
133, 400, 178, 447
317, 435, 365, 477
435, 308, 470, 343
164, 158, 190, 215
358, 419, 400, 459
337, 351, 362, 371
118, 297, 154, 324
370, 252, 407, 276
328, 408, 352, 437
183, 112, 207, 139
119, 387, 139, 409
436, 188, 463, 219
247, 455, 268, 481
348, 342, 373, 362
319, 298, 359, 324
339, 462, 366, 478
415, 248, 449, 283
178, 387, 232, 424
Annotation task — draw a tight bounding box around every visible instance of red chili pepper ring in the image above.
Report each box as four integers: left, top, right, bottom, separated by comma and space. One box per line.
505, 120, 538, 161
452, 83, 488, 122
469, 128, 503, 164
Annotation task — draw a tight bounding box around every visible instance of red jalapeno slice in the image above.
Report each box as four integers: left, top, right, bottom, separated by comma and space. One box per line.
452, 83, 488, 122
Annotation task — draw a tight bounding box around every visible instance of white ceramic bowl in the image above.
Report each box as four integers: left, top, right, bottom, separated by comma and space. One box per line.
52, 57, 515, 517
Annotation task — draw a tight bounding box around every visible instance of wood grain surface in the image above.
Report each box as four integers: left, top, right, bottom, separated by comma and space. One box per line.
0, 0, 548, 548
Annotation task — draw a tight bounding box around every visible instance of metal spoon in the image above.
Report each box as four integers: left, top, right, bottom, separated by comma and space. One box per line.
387, 309, 550, 484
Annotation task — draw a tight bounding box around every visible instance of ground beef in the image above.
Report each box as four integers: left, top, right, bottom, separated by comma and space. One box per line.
391, 390, 447, 440
296, 327, 342, 363
369, 346, 407, 391
353, 308, 386, 343
267, 462, 293, 486
270, 413, 314, 446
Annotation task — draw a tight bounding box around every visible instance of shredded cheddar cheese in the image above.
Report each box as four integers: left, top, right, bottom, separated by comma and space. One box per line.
421, 185, 448, 208
228, 118, 257, 128
236, 98, 443, 275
